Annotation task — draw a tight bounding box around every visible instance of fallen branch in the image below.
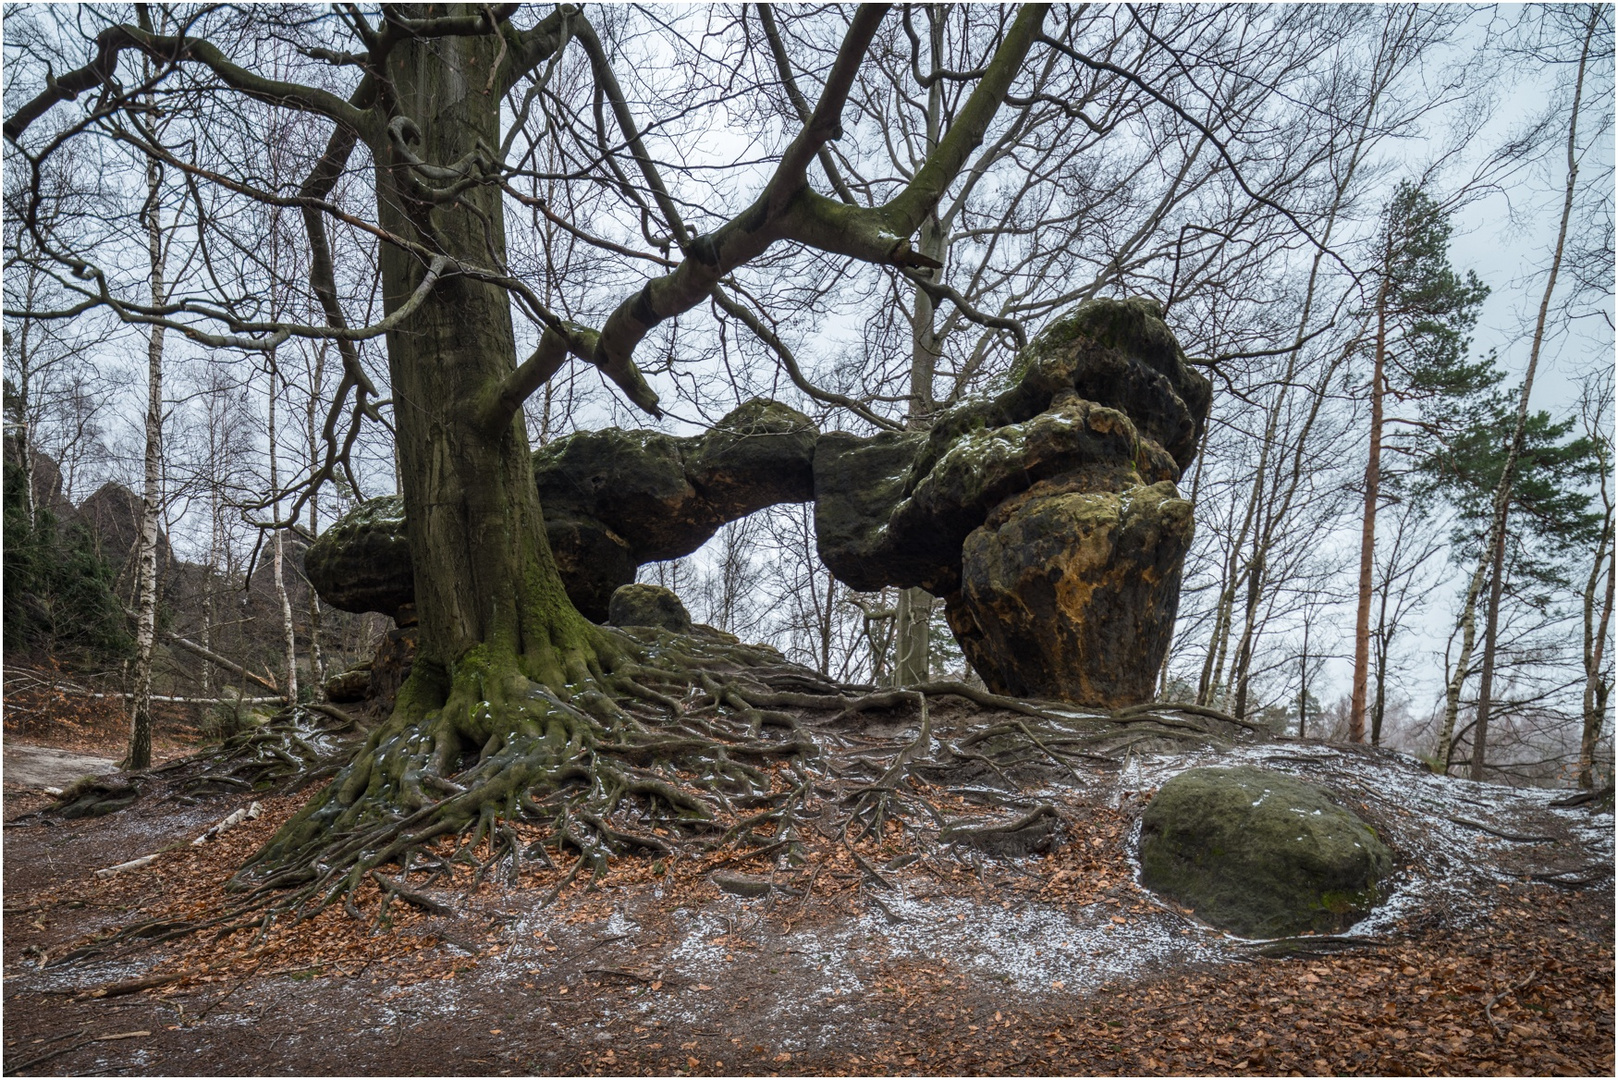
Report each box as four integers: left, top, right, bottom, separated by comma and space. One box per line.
3, 1030, 148, 1076
190, 802, 262, 846
72, 972, 185, 1001
94, 854, 159, 879
121, 606, 283, 698
1484, 968, 1540, 1038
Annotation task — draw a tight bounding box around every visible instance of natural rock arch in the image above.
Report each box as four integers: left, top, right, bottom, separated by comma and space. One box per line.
305, 298, 1210, 707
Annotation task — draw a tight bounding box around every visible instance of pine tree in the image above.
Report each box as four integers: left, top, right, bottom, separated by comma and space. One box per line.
1349, 182, 1490, 742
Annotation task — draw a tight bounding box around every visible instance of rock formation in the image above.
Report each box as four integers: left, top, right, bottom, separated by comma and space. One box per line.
1138, 765, 1393, 937
814, 297, 1208, 706
304, 398, 816, 622
304, 298, 1210, 708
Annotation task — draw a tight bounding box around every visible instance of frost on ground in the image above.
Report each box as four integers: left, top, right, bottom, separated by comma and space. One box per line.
4, 724, 1611, 1076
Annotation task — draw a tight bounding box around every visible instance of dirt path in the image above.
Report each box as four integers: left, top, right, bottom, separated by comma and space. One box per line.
2, 743, 120, 791
3, 741, 1612, 1076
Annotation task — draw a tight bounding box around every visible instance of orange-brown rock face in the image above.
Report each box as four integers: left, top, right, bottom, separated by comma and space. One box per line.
948, 478, 1194, 707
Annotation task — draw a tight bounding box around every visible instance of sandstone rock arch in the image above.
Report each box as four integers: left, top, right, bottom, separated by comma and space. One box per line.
304, 298, 1210, 707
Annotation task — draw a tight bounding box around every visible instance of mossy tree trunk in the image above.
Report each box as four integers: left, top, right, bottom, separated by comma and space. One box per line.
239, 12, 611, 884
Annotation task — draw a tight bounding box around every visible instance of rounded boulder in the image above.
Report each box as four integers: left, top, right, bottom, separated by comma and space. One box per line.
1139, 765, 1392, 938
607, 583, 693, 633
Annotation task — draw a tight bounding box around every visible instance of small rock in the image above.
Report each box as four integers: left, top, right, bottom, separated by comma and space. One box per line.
711, 871, 772, 898
608, 584, 692, 633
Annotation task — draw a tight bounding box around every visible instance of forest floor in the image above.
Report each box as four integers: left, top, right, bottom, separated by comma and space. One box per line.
2, 702, 1613, 1078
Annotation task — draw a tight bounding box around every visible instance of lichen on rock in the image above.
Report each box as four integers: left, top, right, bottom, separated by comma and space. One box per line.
1138, 765, 1394, 938
950, 478, 1193, 707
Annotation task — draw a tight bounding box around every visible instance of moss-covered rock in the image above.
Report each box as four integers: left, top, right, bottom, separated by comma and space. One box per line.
302, 495, 413, 618
304, 400, 816, 621
949, 478, 1192, 706
607, 583, 692, 633
1139, 766, 1393, 938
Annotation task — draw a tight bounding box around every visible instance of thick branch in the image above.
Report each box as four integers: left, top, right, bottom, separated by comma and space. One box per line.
588, 6, 889, 384
6, 25, 372, 143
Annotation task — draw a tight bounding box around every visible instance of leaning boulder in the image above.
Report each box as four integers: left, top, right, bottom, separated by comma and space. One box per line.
815, 298, 1208, 703
1139, 766, 1393, 938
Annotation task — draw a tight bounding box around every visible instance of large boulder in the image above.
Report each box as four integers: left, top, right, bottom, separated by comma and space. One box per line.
949, 477, 1192, 706
1139, 766, 1394, 938
301, 495, 412, 619
607, 583, 692, 633
815, 298, 1207, 703
814, 397, 1175, 596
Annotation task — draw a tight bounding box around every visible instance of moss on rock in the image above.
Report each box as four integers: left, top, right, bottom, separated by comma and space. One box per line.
1139, 765, 1393, 938
607, 583, 693, 633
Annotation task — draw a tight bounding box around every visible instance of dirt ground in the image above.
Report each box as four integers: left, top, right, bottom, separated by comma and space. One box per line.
3, 719, 1613, 1077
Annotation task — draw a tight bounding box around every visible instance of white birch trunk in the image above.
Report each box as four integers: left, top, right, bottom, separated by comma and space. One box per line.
126, 154, 166, 771
267, 359, 299, 705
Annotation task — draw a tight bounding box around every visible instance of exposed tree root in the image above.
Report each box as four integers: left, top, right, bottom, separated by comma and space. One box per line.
40, 628, 1265, 967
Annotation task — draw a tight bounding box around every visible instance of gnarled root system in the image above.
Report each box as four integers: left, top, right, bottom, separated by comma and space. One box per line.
49, 626, 1265, 963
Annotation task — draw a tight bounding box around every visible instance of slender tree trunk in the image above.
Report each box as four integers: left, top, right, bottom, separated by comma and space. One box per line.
1471, 4, 1594, 782
894, 15, 947, 686
1371, 600, 1390, 747
305, 346, 328, 700
267, 359, 299, 704
10, 299, 38, 527
1297, 618, 1310, 739
1437, 552, 1487, 771
126, 152, 166, 772
1349, 272, 1390, 744
1231, 550, 1264, 719
1578, 516, 1614, 787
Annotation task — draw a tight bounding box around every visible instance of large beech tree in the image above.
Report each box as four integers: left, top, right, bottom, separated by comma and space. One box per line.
5, 3, 1061, 889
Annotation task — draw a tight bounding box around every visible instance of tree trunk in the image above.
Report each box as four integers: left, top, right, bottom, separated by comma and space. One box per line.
1436, 551, 1487, 771
378, 31, 597, 692
894, 16, 947, 688
306, 345, 328, 699
268, 358, 300, 705
239, 15, 609, 886
125, 145, 166, 773
1297, 619, 1310, 739
1471, 3, 1594, 783
1470, 522, 1509, 782
1349, 271, 1389, 744
1578, 516, 1613, 788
